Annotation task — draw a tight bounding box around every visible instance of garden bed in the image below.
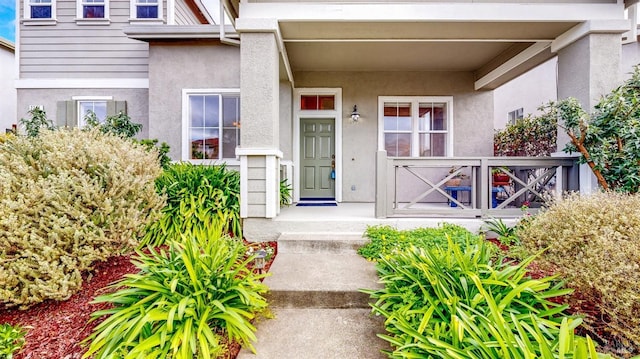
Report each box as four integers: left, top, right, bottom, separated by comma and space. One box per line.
0, 241, 277, 359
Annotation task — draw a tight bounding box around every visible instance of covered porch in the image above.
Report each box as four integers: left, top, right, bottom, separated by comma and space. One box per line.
233, 1, 628, 240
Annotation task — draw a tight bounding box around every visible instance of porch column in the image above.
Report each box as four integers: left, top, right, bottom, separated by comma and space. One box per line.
555, 26, 626, 193
236, 20, 282, 218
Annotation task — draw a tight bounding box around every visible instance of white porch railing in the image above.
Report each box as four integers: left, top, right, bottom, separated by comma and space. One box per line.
375, 151, 580, 218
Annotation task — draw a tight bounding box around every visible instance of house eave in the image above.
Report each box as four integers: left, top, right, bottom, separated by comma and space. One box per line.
123, 25, 238, 41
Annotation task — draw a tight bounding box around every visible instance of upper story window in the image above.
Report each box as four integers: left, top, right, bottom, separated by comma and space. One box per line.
76, 0, 109, 20
131, 0, 160, 19
182, 90, 241, 162
378, 96, 453, 157
24, 0, 56, 20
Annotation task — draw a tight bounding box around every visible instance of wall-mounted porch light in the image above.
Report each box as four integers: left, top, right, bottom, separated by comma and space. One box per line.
350, 105, 361, 123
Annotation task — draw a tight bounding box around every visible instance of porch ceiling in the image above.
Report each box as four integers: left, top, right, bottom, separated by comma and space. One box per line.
279, 21, 579, 88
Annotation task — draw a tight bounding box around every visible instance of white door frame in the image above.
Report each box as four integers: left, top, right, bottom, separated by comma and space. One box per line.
293, 88, 343, 203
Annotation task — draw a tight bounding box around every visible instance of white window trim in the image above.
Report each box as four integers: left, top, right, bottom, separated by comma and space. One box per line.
181, 88, 240, 165
23, 0, 57, 23
76, 0, 110, 23
129, 0, 163, 21
293, 88, 343, 203
378, 96, 454, 157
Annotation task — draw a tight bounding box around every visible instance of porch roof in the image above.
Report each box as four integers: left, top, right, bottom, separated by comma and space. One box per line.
235, 2, 631, 89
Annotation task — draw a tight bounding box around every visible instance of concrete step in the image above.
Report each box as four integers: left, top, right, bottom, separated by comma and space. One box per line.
276, 233, 367, 254
236, 308, 390, 359
264, 251, 381, 308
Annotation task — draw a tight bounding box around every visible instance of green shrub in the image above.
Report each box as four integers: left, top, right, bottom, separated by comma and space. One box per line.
363, 237, 611, 358
0, 323, 26, 359
0, 128, 164, 307
82, 220, 269, 359
518, 191, 640, 353
84, 110, 143, 139
494, 102, 557, 157
357, 223, 475, 261
280, 179, 292, 207
141, 163, 241, 246
20, 107, 54, 138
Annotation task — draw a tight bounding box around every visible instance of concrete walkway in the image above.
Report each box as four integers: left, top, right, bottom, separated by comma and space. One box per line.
237, 234, 390, 359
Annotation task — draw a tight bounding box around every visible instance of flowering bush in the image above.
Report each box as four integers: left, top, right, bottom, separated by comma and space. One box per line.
494, 102, 557, 157
0, 129, 164, 307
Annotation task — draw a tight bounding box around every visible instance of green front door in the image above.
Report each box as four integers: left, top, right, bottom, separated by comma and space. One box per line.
300, 118, 335, 199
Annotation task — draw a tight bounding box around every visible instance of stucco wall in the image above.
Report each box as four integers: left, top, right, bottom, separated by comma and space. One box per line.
16, 88, 149, 137
147, 40, 240, 160
493, 58, 558, 130
294, 71, 494, 202
0, 45, 16, 131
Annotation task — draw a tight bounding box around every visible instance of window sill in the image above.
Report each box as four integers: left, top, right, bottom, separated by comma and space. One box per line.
128, 18, 164, 25
184, 159, 241, 167
75, 18, 111, 25
22, 18, 57, 26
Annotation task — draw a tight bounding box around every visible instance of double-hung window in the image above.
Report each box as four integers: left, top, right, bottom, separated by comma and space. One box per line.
379, 96, 453, 157
77, 0, 107, 19
182, 90, 241, 161
25, 0, 55, 20
130, 0, 161, 19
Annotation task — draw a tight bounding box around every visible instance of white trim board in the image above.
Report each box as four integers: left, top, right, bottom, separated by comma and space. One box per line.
16, 78, 149, 89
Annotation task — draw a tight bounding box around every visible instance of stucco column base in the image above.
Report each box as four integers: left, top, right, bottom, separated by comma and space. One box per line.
238, 148, 283, 219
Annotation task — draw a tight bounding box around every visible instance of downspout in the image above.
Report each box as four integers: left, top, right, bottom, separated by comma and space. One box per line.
220, 0, 240, 46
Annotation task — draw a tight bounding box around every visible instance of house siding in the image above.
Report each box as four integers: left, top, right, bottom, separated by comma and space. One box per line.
19, 0, 150, 79
17, 88, 150, 137
146, 40, 240, 159
174, 0, 201, 25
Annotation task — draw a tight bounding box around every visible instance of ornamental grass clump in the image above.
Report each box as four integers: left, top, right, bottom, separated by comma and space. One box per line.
82, 219, 269, 359
141, 163, 241, 247
0, 128, 164, 307
518, 191, 640, 354
364, 236, 611, 358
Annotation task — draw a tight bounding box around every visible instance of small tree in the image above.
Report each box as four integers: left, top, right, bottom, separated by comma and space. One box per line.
19, 107, 54, 137
557, 66, 640, 193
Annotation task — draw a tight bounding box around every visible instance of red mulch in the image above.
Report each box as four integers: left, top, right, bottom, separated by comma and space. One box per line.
0, 241, 277, 359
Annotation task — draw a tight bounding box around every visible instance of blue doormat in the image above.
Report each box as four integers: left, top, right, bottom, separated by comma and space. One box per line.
296, 202, 337, 207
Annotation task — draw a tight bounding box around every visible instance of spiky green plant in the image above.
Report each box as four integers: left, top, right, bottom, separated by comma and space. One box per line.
0, 323, 26, 359
141, 163, 241, 247
363, 236, 612, 358
82, 219, 268, 358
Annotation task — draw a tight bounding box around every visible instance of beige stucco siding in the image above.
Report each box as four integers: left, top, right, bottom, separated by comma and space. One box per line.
20, 0, 150, 79
294, 71, 494, 202
17, 88, 150, 137
147, 40, 240, 160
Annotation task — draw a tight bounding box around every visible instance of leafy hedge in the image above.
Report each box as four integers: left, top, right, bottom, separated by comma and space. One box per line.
141, 163, 241, 247
519, 191, 640, 355
494, 102, 557, 157
0, 129, 164, 307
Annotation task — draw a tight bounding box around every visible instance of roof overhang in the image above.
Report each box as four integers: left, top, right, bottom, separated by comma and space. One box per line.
236, 2, 630, 90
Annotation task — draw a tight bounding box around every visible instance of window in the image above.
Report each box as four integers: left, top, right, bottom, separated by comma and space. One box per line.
78, 100, 107, 126
182, 90, 240, 161
131, 0, 159, 19
508, 108, 524, 125
77, 0, 107, 19
56, 96, 124, 128
300, 95, 334, 110
25, 0, 55, 19
379, 96, 453, 157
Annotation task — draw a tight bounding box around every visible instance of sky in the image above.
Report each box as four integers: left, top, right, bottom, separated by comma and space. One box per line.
0, 0, 15, 43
